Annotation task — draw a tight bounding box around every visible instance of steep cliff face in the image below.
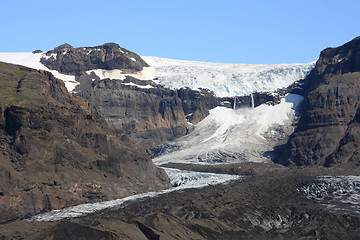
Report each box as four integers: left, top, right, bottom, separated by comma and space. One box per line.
77, 77, 221, 150
40, 43, 148, 75
0, 62, 169, 223
281, 36, 360, 166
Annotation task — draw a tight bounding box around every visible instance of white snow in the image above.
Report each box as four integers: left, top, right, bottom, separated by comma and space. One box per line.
122, 82, 153, 89
141, 56, 315, 97
87, 66, 155, 81
42, 53, 57, 60
153, 94, 304, 165
27, 168, 241, 222
86, 69, 126, 80
131, 57, 136, 62
0, 52, 79, 92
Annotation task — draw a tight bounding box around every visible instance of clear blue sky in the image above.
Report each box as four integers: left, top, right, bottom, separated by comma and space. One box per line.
1, 0, 359, 64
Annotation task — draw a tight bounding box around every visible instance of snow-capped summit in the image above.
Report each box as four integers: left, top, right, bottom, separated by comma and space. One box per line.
0, 49, 314, 98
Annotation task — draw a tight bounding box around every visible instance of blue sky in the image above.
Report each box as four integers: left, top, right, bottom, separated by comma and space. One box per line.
1, 0, 359, 64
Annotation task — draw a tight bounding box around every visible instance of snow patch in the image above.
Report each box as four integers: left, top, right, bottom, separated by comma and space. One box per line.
122, 82, 153, 89
87, 66, 155, 81
131, 57, 136, 62
43, 53, 57, 60
86, 69, 125, 80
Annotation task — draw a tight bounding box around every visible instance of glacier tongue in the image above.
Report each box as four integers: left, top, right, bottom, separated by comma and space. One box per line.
27, 168, 241, 222
142, 56, 315, 97
163, 167, 241, 188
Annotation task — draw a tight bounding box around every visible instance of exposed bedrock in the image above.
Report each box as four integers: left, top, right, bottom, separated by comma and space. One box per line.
279, 36, 360, 167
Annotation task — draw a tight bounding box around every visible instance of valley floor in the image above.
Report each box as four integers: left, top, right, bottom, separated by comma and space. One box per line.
2, 164, 360, 239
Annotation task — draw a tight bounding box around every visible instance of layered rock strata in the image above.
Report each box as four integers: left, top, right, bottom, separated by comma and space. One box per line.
280, 36, 360, 166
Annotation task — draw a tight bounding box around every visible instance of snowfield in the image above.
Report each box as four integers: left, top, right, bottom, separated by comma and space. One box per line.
153, 94, 304, 165
142, 56, 315, 97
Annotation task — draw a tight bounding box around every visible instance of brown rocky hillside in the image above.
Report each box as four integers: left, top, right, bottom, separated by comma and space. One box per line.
0, 62, 169, 223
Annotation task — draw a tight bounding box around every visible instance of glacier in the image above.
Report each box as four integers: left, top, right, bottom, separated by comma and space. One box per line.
27, 168, 241, 222
153, 94, 304, 165
142, 56, 315, 97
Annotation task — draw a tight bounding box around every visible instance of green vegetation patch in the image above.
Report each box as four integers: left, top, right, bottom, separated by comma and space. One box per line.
0, 62, 32, 107
0, 88, 30, 107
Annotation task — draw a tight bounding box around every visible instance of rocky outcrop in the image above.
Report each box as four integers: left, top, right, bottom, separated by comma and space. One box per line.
279, 36, 360, 166
0, 62, 169, 223
40, 43, 148, 75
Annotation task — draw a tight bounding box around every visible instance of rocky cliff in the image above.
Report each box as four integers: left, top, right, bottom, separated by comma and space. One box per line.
77, 77, 219, 151
77, 75, 285, 152
40, 43, 148, 75
0, 62, 169, 223
280, 36, 360, 166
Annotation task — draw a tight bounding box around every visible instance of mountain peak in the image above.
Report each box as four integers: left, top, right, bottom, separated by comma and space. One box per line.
98, 42, 120, 48
54, 43, 74, 51
40, 43, 149, 75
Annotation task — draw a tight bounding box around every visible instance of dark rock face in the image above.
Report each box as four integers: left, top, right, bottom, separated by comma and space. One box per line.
280, 36, 360, 166
0, 62, 169, 223
32, 50, 42, 54
77, 78, 219, 150
40, 43, 148, 75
